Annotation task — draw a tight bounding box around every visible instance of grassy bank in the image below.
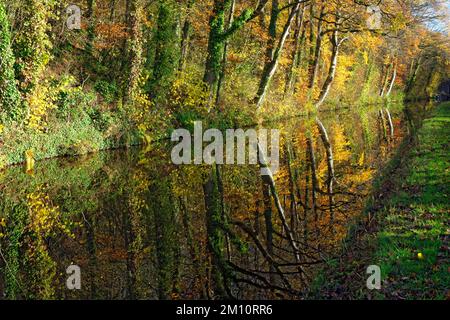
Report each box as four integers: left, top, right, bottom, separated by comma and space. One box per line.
310, 102, 450, 300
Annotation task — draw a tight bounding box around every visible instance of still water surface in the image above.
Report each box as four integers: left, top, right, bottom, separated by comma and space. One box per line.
0, 102, 430, 299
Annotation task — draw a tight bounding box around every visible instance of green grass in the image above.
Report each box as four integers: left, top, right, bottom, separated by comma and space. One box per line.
374, 102, 450, 299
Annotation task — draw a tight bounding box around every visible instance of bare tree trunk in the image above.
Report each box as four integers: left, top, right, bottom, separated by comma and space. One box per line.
316, 118, 336, 222
308, 1, 315, 69
380, 61, 392, 97
284, 4, 306, 95
254, 1, 301, 109
307, 5, 325, 91
315, 29, 341, 108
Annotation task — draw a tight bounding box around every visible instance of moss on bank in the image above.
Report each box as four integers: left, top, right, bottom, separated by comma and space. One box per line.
309, 102, 450, 300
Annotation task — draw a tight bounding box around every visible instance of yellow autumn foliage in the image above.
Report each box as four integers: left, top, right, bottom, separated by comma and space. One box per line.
333, 53, 355, 94
332, 123, 351, 162
27, 187, 73, 240
27, 82, 56, 131
170, 69, 209, 112
26, 77, 76, 132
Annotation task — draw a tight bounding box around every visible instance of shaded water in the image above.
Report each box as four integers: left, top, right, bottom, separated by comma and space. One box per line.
0, 102, 431, 299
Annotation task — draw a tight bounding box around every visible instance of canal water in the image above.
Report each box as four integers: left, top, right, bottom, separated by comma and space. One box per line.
0, 102, 432, 299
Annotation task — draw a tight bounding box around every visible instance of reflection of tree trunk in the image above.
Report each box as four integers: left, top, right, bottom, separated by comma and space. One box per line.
203, 168, 229, 299
84, 211, 98, 299
2, 201, 27, 299
258, 144, 301, 262
378, 109, 388, 142
286, 143, 298, 233
306, 138, 318, 223
215, 164, 231, 261
403, 105, 416, 135
179, 196, 208, 299
262, 182, 275, 282
304, 149, 310, 241
123, 211, 136, 299
316, 118, 335, 222
385, 108, 394, 140
148, 178, 177, 299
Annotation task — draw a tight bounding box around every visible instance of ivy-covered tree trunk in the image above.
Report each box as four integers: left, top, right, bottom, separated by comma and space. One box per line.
10, 0, 55, 129
12, 0, 54, 94
85, 0, 96, 56
204, 0, 268, 103
0, 2, 21, 121
148, 0, 179, 102
179, 0, 195, 72
124, 0, 144, 104
215, 0, 235, 107
204, 0, 230, 100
